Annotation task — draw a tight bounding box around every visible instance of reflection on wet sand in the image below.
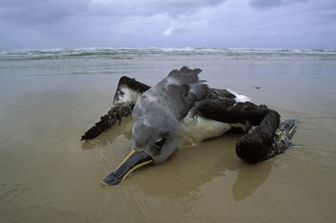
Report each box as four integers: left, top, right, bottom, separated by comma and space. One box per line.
81, 120, 273, 200
232, 160, 274, 201
81, 117, 133, 150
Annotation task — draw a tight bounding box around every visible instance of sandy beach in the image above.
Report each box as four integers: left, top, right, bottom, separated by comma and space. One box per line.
0, 49, 336, 222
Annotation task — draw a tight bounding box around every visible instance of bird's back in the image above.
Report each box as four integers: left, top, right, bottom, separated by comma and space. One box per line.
134, 67, 208, 120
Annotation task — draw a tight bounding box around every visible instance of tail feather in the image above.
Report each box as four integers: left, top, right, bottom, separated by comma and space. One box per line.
280, 119, 299, 140
272, 119, 299, 152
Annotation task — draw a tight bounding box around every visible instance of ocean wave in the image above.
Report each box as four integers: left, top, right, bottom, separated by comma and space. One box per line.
1, 47, 336, 61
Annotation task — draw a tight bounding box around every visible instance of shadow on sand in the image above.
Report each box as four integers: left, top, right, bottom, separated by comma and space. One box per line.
80, 119, 274, 201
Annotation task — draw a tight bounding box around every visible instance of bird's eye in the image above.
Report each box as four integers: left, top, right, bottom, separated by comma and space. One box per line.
154, 137, 165, 150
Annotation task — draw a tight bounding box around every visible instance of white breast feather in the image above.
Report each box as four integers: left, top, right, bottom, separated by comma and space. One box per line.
180, 113, 232, 145
227, 89, 251, 103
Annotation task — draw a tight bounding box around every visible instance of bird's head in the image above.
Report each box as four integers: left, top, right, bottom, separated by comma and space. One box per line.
133, 111, 180, 163
102, 109, 180, 185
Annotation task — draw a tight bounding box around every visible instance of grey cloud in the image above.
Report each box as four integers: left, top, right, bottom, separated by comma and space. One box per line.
249, 0, 282, 8
0, 0, 226, 24
0, 0, 335, 49
249, 0, 308, 9
0, 0, 228, 31
86, 0, 227, 17
0, 0, 89, 25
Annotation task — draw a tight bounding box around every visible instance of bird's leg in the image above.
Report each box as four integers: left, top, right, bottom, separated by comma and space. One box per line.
81, 76, 150, 141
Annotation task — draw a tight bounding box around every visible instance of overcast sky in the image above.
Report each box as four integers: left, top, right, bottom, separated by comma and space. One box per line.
0, 0, 335, 50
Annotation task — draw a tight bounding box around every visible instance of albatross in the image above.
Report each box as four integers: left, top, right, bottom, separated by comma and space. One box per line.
81, 67, 298, 185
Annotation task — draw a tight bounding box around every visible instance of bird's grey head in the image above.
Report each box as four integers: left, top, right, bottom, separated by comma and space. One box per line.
102, 108, 179, 186
132, 109, 180, 164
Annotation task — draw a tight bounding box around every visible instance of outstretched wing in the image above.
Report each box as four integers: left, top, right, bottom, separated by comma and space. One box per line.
81, 76, 150, 141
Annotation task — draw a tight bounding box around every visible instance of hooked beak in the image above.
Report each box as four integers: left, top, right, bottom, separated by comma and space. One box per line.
102, 150, 153, 185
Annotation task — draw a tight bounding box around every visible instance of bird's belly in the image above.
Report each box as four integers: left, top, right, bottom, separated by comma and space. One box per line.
180, 114, 232, 145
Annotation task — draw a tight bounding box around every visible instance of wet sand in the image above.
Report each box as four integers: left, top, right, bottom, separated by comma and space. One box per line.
1, 54, 336, 222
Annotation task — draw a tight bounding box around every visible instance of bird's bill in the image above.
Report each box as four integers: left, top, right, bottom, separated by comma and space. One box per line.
102, 150, 153, 185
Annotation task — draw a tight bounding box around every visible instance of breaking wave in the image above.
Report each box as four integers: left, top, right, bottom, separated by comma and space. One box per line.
1, 47, 336, 61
